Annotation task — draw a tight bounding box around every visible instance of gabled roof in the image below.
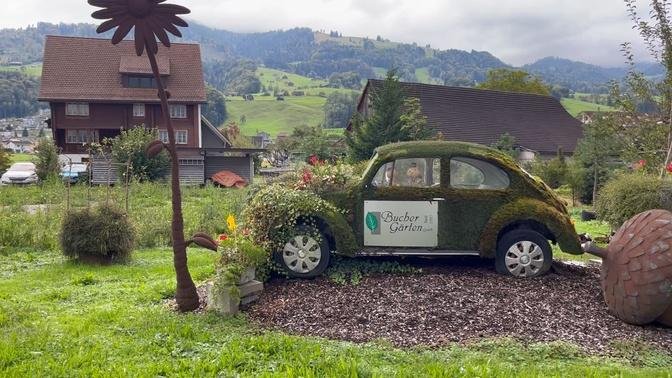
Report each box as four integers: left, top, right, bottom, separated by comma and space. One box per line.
360, 80, 584, 154
39, 35, 206, 104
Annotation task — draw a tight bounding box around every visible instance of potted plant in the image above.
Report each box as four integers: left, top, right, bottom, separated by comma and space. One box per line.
208, 215, 267, 314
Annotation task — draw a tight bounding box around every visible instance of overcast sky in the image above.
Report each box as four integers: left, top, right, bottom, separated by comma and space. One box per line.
2, 0, 657, 67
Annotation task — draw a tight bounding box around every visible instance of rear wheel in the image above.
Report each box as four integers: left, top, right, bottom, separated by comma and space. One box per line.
495, 229, 552, 278
275, 225, 330, 278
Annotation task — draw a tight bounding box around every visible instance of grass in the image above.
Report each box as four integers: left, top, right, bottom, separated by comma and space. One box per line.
225, 96, 328, 136
560, 97, 615, 117
9, 153, 33, 163
0, 63, 42, 77
1, 247, 670, 376
0, 181, 248, 251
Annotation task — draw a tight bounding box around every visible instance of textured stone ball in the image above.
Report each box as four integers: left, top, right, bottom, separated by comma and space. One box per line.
600, 209, 672, 326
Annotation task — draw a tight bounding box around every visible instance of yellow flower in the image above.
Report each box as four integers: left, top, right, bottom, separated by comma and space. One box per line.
227, 214, 237, 233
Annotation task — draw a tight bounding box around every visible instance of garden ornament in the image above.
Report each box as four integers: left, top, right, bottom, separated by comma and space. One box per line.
89, 0, 201, 311
583, 209, 672, 327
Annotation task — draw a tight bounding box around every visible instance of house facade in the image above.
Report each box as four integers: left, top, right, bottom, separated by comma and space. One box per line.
38, 35, 260, 184
353, 80, 585, 160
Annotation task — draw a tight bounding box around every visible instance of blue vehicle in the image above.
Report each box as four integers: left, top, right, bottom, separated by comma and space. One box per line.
60, 163, 88, 184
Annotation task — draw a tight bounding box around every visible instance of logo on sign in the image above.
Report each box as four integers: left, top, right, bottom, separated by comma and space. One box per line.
365, 212, 381, 234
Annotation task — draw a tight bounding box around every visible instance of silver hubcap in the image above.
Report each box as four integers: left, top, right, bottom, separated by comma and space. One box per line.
505, 241, 544, 277
282, 235, 321, 274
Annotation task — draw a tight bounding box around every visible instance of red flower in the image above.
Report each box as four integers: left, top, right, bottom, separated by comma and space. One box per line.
218, 234, 228, 241
667, 163, 672, 174
308, 154, 319, 166
302, 169, 313, 184
639, 159, 647, 166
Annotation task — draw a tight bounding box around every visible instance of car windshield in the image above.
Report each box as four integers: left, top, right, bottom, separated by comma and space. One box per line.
62, 164, 87, 173
10, 163, 34, 172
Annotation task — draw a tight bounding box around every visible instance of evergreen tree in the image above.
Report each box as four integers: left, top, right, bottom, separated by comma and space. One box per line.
0, 147, 10, 173
34, 138, 60, 180
346, 70, 429, 161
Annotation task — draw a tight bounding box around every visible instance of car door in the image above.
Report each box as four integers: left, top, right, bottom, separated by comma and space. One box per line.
443, 156, 512, 251
361, 157, 445, 249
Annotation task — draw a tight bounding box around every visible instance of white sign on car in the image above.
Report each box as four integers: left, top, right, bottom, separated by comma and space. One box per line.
363, 200, 438, 247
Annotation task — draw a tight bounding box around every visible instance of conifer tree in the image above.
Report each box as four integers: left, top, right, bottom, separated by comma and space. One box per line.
346, 70, 429, 161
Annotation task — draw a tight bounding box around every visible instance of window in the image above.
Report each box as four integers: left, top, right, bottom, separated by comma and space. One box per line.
133, 103, 145, 117
66, 129, 98, 144
371, 158, 440, 188
450, 157, 510, 190
158, 130, 169, 143
176, 130, 188, 144
127, 76, 157, 88
158, 129, 188, 144
169, 104, 187, 119
65, 103, 89, 117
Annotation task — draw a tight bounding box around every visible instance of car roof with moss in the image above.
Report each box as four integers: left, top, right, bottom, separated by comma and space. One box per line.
374, 140, 519, 168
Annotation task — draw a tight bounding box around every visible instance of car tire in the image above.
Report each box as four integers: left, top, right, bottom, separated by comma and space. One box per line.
274, 225, 330, 278
495, 229, 552, 278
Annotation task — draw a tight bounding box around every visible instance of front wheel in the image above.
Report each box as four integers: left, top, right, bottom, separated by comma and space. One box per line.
495, 229, 552, 278
275, 226, 330, 278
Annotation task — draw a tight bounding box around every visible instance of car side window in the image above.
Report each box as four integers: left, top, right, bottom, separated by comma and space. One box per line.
450, 157, 509, 190
371, 158, 440, 188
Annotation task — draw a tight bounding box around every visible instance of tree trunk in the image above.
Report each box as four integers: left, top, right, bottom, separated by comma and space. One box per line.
592, 164, 599, 206
148, 52, 199, 312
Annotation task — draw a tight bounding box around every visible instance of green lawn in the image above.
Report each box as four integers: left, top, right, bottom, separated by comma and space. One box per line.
0, 63, 42, 77
9, 153, 33, 163
560, 97, 615, 117
225, 96, 328, 136
1, 247, 670, 377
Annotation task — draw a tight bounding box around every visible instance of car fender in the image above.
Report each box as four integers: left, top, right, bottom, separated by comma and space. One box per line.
479, 198, 582, 257
302, 207, 359, 257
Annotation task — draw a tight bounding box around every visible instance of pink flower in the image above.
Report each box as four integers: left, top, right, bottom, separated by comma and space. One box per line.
666, 163, 672, 174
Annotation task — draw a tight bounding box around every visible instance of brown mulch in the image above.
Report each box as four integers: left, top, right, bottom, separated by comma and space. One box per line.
243, 258, 672, 353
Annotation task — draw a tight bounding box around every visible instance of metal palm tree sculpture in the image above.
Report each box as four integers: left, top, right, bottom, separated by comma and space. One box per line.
89, 0, 200, 311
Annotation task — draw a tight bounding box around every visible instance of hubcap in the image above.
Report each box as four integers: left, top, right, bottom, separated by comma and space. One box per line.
282, 235, 321, 274
504, 240, 544, 277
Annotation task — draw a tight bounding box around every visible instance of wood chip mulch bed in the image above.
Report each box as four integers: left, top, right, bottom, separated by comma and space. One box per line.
244, 258, 672, 354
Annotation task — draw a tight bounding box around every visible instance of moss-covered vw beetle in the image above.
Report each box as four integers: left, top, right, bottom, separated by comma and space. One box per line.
253, 141, 583, 279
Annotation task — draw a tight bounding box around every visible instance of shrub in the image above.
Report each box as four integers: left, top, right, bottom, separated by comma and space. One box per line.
0, 148, 10, 173
60, 205, 135, 263
595, 173, 672, 228
109, 127, 170, 182
34, 138, 60, 180
529, 157, 567, 189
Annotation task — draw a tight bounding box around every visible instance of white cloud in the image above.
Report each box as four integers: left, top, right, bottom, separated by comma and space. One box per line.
0, 0, 655, 66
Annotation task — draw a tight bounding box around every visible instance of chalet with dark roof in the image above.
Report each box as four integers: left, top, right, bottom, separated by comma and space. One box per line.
39, 35, 260, 184
356, 80, 584, 160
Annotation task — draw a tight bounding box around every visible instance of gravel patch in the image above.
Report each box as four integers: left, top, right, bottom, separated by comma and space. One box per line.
244, 258, 672, 353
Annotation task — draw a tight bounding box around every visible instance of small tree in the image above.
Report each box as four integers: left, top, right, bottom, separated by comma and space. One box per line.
202, 86, 227, 127
490, 133, 518, 159
477, 68, 551, 96
110, 127, 170, 182
0, 148, 10, 173
574, 114, 623, 204
346, 70, 431, 161
33, 138, 60, 180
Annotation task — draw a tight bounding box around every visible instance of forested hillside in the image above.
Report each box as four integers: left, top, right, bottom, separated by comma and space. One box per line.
2, 22, 658, 93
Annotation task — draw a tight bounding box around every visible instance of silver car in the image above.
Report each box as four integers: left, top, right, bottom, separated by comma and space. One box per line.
1, 163, 39, 185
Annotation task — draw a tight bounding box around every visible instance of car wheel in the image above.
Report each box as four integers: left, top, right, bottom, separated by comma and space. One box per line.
495, 229, 552, 278
275, 225, 330, 278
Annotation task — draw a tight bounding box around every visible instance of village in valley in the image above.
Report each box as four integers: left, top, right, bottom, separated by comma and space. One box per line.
1, 0, 672, 376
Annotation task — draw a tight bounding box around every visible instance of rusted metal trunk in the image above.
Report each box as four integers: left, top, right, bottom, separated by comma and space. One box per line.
148, 52, 199, 312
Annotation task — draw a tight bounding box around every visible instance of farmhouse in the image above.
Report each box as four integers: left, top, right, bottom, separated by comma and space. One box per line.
354, 80, 584, 161
38, 35, 260, 184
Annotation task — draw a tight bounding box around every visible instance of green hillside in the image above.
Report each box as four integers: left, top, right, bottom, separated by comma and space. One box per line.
225, 96, 328, 136
560, 97, 615, 117
0, 63, 42, 77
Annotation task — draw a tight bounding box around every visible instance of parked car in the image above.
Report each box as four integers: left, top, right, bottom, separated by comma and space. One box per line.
256, 141, 583, 279
60, 163, 89, 184
1, 162, 39, 185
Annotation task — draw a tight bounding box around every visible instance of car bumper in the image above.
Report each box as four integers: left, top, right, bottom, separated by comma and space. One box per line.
1, 178, 39, 185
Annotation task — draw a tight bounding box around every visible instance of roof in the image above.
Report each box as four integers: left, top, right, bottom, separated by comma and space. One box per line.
360, 80, 584, 154
39, 36, 206, 104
